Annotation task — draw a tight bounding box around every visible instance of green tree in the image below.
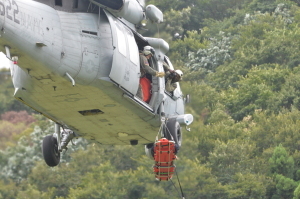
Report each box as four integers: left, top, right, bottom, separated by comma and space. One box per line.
0, 180, 18, 199
226, 173, 271, 199
294, 183, 300, 199
187, 31, 232, 77
208, 139, 257, 184
272, 174, 298, 199
221, 65, 288, 120
249, 109, 300, 152
269, 144, 294, 178
16, 185, 55, 199
169, 30, 207, 66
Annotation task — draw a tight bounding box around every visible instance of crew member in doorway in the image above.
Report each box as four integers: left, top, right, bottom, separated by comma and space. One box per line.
163, 62, 183, 92
137, 46, 164, 102
140, 46, 165, 78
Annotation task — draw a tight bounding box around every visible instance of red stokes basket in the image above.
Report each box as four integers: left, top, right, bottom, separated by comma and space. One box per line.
153, 138, 177, 181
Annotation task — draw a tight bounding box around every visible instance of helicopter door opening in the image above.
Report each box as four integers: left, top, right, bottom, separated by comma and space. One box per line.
105, 11, 139, 95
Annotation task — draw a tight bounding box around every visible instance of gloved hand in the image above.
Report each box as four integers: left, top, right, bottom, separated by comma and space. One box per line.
155, 71, 165, 78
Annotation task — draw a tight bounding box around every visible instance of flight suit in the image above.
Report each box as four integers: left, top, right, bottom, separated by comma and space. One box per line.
139, 54, 157, 77
137, 54, 165, 101
137, 54, 156, 101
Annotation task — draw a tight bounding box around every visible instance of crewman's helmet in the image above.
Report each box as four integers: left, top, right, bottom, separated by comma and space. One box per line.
174, 70, 183, 81
143, 46, 155, 56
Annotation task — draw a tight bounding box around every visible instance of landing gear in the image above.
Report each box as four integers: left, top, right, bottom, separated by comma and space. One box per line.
165, 118, 182, 149
42, 123, 75, 167
42, 135, 60, 167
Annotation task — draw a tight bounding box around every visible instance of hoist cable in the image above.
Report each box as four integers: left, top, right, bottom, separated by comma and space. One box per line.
175, 169, 185, 199
170, 178, 183, 199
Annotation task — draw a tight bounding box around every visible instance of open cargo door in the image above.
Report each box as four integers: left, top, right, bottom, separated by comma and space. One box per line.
105, 11, 140, 95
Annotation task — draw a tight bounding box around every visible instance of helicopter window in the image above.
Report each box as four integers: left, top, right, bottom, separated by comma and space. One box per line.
55, 0, 62, 6
115, 24, 126, 56
126, 29, 139, 66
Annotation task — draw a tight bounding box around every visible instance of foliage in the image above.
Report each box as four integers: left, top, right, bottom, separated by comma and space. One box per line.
269, 144, 294, 178
294, 184, 300, 199
1, 111, 36, 125
273, 174, 298, 199
0, 121, 27, 149
0, 111, 36, 149
187, 31, 233, 78
221, 65, 289, 120
0, 124, 52, 182
0, 117, 88, 184
169, 30, 207, 66
208, 139, 257, 184
226, 173, 271, 199
0, 180, 18, 199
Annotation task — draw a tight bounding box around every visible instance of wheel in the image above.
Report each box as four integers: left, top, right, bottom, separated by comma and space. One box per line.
42, 135, 60, 167
164, 118, 182, 148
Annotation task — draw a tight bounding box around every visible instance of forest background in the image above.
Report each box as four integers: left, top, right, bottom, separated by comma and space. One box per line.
2, 0, 300, 198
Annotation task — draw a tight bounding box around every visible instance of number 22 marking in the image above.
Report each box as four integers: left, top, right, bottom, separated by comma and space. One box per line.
1, 0, 19, 24
12, 0, 19, 24
0, 1, 5, 16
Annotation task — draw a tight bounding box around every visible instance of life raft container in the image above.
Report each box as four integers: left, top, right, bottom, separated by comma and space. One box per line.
139, 77, 152, 103
153, 138, 177, 181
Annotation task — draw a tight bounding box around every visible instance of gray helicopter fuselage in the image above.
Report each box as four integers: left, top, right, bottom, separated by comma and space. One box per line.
0, 0, 191, 145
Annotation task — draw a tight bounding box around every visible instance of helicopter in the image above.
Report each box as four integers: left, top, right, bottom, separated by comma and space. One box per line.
0, 0, 193, 180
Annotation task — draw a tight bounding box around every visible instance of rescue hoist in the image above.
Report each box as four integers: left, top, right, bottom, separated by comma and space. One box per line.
151, 113, 185, 199
152, 112, 178, 181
